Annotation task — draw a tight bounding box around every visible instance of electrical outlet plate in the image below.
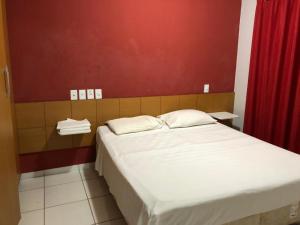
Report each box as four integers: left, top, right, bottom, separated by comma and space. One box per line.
79, 89, 86, 100
204, 84, 209, 93
70, 90, 78, 100
95, 89, 102, 99
87, 89, 95, 100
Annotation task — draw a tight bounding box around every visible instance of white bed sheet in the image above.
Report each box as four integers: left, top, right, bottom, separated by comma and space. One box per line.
96, 123, 300, 225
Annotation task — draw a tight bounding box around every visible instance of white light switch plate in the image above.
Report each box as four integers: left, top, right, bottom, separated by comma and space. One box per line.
95, 89, 102, 99
204, 84, 209, 93
79, 89, 86, 100
87, 89, 95, 99
70, 90, 78, 100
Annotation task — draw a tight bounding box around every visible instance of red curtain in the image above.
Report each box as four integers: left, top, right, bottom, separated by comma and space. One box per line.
244, 0, 300, 153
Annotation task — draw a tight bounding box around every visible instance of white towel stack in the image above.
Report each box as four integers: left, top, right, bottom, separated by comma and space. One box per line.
57, 118, 91, 136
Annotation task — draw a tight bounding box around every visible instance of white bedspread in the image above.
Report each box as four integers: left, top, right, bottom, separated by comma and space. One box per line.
96, 123, 300, 225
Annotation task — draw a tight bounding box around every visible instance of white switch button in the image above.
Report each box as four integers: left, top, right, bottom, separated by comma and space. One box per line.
95, 89, 102, 99
87, 89, 95, 100
79, 89, 86, 100
70, 90, 78, 101
204, 84, 209, 93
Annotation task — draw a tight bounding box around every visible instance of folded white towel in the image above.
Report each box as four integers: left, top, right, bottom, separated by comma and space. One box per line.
58, 128, 91, 136
57, 118, 91, 130
59, 126, 91, 132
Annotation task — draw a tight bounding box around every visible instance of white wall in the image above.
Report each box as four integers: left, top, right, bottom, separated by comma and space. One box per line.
233, 0, 257, 130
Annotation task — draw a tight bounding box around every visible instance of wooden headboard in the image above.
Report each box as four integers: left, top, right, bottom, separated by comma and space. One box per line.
15, 92, 234, 154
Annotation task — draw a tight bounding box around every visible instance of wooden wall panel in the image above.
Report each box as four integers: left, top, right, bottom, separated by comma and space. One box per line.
161, 96, 180, 114
46, 127, 72, 150
198, 93, 234, 113
97, 99, 120, 123
18, 128, 46, 154
119, 98, 141, 117
15, 103, 45, 128
45, 101, 71, 126
213, 93, 235, 113
198, 94, 214, 112
179, 95, 198, 109
72, 123, 97, 147
71, 100, 96, 122
16, 92, 234, 154
141, 97, 161, 116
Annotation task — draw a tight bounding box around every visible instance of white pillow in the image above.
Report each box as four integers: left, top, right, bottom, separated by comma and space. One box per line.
158, 109, 216, 128
106, 115, 163, 135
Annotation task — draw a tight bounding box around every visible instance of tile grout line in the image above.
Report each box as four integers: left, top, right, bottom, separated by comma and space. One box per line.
45, 179, 83, 189
20, 175, 84, 192
44, 164, 81, 189
20, 164, 100, 223
20, 196, 110, 214
43, 194, 111, 210
21, 163, 93, 180
100, 217, 124, 224
43, 165, 87, 209
20, 181, 76, 192
20, 208, 45, 214
80, 169, 97, 225
45, 199, 89, 210
21, 166, 78, 181
21, 164, 96, 192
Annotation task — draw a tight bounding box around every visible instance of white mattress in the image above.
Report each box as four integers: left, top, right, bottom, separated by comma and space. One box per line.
96, 123, 300, 225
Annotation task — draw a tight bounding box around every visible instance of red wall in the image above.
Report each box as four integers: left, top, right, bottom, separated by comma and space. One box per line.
20, 147, 96, 173
7, 0, 241, 103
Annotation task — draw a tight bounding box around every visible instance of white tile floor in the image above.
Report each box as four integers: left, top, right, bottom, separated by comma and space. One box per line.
18, 163, 127, 225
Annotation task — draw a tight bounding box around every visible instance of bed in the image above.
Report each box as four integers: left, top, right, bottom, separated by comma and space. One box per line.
95, 122, 300, 225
